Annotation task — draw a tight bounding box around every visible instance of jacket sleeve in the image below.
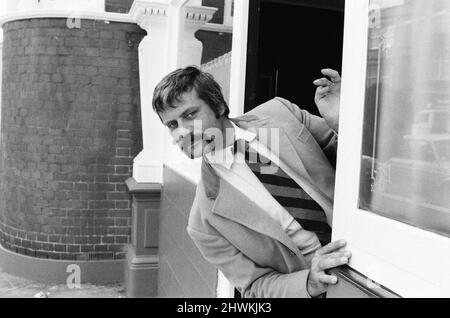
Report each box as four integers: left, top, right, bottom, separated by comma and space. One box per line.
187, 225, 312, 298
275, 97, 337, 167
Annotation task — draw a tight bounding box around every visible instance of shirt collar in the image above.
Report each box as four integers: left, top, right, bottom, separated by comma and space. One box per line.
205, 121, 257, 169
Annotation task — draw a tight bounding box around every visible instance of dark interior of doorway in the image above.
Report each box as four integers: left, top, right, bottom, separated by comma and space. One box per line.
245, 0, 345, 115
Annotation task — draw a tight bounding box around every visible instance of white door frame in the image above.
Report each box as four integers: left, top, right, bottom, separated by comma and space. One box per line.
332, 0, 450, 297
215, 0, 250, 298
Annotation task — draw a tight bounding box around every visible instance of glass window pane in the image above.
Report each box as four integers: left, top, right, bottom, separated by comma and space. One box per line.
359, 0, 450, 238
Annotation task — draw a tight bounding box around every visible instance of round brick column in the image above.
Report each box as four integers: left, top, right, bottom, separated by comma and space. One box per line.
0, 18, 145, 261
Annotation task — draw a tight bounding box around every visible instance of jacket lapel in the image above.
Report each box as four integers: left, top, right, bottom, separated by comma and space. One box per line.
211, 176, 302, 256
232, 117, 313, 184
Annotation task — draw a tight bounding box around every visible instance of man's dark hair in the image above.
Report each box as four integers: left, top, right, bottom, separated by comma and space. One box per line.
152, 66, 230, 118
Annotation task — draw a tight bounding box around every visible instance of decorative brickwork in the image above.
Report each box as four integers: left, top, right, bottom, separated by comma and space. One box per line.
0, 18, 145, 260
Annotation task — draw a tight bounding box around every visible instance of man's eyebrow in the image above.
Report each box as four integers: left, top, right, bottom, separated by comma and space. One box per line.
180, 106, 199, 117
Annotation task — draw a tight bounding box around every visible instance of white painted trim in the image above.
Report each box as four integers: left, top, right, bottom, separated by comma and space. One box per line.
213, 0, 250, 299
0, 10, 134, 26
167, 0, 190, 70
132, 161, 163, 184
166, 3, 218, 69
333, 0, 450, 297
223, 0, 234, 26
129, 1, 169, 184
5, 0, 105, 12
200, 22, 233, 33
216, 270, 234, 298
162, 2, 217, 180
228, 0, 249, 117
130, 0, 216, 184
164, 161, 202, 184
170, 0, 190, 6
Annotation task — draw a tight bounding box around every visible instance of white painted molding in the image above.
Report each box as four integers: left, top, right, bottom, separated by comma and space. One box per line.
166, 3, 186, 70
186, 0, 201, 5
200, 22, 233, 33
129, 1, 172, 184
185, 5, 217, 25
0, 10, 134, 26
132, 156, 164, 184
182, 5, 217, 67
5, 0, 105, 12
130, 1, 172, 184
129, 0, 169, 32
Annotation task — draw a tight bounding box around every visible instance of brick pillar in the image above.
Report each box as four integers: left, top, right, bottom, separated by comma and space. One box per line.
124, 178, 160, 298
0, 18, 146, 261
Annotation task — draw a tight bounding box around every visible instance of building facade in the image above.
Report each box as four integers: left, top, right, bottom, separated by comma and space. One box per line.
0, 0, 448, 298
0, 0, 233, 296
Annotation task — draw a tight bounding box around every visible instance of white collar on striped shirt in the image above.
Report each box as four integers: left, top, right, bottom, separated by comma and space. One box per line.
205, 120, 257, 169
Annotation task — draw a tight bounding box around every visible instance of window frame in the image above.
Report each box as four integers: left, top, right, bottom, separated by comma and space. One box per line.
223, 0, 234, 26
332, 0, 450, 297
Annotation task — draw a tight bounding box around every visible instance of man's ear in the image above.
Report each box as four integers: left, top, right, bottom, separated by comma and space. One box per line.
216, 104, 226, 118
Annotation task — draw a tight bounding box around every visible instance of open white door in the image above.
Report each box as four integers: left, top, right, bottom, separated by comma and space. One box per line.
333, 0, 450, 297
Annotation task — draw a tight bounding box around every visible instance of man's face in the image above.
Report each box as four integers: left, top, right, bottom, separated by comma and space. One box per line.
159, 89, 225, 159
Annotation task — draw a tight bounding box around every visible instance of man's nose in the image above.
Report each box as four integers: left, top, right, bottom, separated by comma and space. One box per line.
172, 125, 191, 145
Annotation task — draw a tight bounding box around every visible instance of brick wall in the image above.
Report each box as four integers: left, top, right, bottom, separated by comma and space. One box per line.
158, 166, 217, 297
0, 18, 145, 261
105, 0, 135, 13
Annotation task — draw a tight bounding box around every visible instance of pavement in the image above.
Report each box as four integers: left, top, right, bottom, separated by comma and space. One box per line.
0, 268, 126, 298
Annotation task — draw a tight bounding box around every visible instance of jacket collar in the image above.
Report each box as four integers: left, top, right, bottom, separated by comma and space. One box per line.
205, 121, 257, 170
201, 115, 312, 200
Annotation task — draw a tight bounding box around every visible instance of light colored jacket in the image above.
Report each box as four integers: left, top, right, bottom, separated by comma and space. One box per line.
187, 97, 337, 298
